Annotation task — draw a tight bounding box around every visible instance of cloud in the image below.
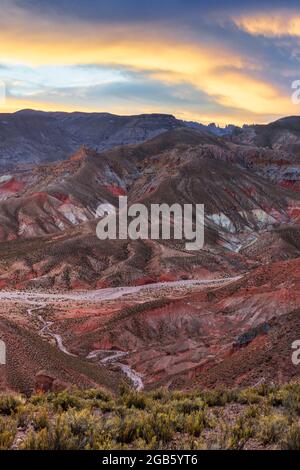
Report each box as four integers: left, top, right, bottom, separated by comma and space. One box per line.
233, 9, 300, 37
0, 1, 299, 124
1, 64, 290, 126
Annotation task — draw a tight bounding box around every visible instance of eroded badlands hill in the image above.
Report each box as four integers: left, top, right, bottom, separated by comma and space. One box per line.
0, 126, 300, 289
1, 113, 300, 393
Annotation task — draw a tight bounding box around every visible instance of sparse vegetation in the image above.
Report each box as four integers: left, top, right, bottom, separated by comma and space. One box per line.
1, 381, 300, 449
0, 395, 23, 416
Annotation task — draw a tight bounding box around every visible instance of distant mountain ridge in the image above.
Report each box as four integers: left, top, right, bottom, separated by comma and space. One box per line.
233, 115, 300, 152
0, 109, 237, 169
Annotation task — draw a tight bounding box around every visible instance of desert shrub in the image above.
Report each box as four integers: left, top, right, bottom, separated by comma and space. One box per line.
243, 405, 260, 419
65, 409, 98, 437
29, 393, 48, 406
274, 392, 300, 414
168, 390, 187, 401
184, 411, 210, 437
269, 381, 300, 412
149, 389, 166, 401
121, 390, 148, 410
267, 390, 286, 407
151, 412, 176, 443
0, 416, 16, 450
80, 388, 112, 402
220, 414, 254, 450
32, 407, 51, 431
22, 426, 70, 450
255, 382, 276, 397
15, 404, 34, 428
92, 399, 114, 413
52, 391, 83, 412
108, 410, 175, 445
237, 388, 262, 405
282, 381, 300, 395
174, 398, 205, 414
129, 437, 158, 450
202, 388, 235, 407
258, 414, 289, 445
93, 430, 120, 450
281, 385, 300, 415
7, 380, 300, 450
280, 424, 300, 450
0, 395, 22, 415
21, 412, 96, 450
109, 414, 149, 444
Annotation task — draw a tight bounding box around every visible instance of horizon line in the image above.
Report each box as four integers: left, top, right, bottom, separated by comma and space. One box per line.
0, 107, 298, 129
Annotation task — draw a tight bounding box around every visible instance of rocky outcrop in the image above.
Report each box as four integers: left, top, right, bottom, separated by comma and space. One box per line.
35, 370, 55, 393
35, 371, 70, 393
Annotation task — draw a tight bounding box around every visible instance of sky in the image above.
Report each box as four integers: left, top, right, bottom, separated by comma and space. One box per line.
0, 0, 300, 125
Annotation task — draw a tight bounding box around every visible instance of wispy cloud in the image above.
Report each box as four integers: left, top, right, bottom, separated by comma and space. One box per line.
233, 10, 300, 37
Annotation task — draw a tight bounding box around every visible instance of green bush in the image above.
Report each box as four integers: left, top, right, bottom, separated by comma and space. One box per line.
184, 411, 210, 437
258, 414, 289, 445
220, 415, 254, 450
280, 424, 300, 450
81, 388, 112, 402
202, 388, 236, 407
174, 398, 205, 414
22, 412, 97, 450
15, 404, 34, 428
108, 410, 175, 445
0, 416, 16, 450
0, 395, 22, 415
122, 390, 148, 410
237, 388, 262, 405
52, 391, 83, 412
32, 407, 51, 431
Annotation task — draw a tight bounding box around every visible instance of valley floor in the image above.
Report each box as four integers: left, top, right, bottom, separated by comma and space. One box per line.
1, 264, 300, 394
0, 276, 242, 393
0, 275, 241, 303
